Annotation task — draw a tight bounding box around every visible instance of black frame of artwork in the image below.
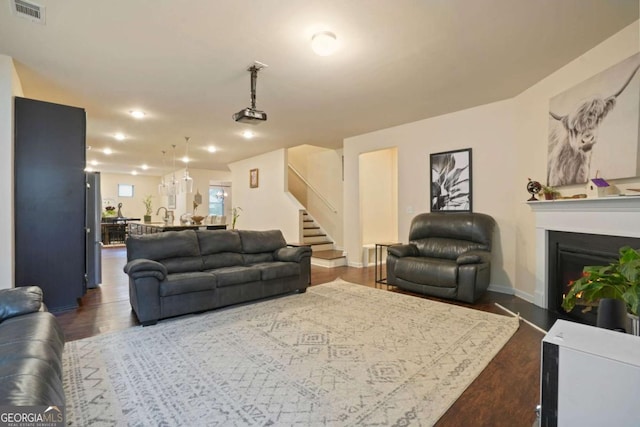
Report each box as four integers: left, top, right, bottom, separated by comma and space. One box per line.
430, 148, 472, 212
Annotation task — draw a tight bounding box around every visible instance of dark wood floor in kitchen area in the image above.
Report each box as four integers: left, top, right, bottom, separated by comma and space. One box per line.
55, 247, 543, 427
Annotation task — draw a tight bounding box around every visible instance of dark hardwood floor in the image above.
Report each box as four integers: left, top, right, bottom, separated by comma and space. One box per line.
55, 247, 543, 426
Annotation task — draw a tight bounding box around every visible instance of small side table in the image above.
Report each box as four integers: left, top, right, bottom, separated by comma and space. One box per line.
375, 242, 399, 289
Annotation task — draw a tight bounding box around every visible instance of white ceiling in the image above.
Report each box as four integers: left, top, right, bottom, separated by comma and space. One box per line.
1, 0, 637, 175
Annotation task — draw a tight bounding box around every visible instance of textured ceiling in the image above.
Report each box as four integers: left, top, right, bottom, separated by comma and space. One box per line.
0, 0, 637, 175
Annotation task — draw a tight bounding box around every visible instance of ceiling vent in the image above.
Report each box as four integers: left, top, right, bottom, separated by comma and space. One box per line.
11, 0, 46, 24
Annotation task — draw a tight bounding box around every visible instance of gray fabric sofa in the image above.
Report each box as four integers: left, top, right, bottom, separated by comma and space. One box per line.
386, 212, 496, 303
124, 229, 312, 325
0, 286, 66, 406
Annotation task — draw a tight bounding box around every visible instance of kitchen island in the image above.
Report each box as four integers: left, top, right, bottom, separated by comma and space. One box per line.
128, 222, 227, 236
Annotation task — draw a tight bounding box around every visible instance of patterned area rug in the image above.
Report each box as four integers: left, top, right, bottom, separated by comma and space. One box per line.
63, 280, 519, 426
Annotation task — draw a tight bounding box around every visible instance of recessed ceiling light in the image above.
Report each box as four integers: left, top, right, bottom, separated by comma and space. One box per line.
131, 170, 138, 176
90, 160, 98, 166
103, 148, 112, 155
84, 166, 93, 172
242, 130, 255, 139
141, 164, 149, 170
207, 146, 217, 153
114, 133, 125, 141
182, 156, 190, 164
130, 110, 145, 119
311, 31, 338, 56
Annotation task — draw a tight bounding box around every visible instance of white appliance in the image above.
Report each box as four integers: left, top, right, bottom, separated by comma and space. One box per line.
85, 172, 102, 288
539, 319, 640, 426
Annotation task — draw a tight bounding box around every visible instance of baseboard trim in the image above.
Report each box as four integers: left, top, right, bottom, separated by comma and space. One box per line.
487, 284, 515, 295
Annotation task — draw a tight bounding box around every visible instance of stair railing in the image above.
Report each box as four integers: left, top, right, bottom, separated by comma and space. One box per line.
288, 164, 338, 213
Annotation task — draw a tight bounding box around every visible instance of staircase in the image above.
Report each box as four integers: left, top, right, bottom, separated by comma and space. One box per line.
291, 211, 346, 268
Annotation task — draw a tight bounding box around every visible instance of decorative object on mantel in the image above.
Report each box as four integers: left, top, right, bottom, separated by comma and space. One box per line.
547, 53, 640, 187
562, 246, 640, 335
526, 178, 542, 201
585, 171, 610, 198
557, 194, 587, 199
541, 184, 560, 200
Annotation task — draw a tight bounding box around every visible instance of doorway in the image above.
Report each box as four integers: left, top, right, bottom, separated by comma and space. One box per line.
358, 148, 398, 265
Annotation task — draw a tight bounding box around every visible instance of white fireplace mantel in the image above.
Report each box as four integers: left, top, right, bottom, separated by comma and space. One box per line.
527, 196, 640, 309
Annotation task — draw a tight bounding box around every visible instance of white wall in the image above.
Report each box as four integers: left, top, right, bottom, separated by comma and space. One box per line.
359, 148, 398, 246
0, 56, 23, 289
513, 21, 640, 301
344, 100, 517, 290
228, 149, 303, 242
100, 173, 163, 220
344, 20, 640, 299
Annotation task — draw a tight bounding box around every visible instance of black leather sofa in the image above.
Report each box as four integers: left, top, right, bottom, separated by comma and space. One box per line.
387, 212, 496, 303
0, 286, 65, 406
124, 229, 312, 325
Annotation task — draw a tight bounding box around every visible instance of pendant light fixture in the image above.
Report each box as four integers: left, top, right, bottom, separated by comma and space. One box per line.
180, 136, 193, 194
158, 150, 168, 195
166, 144, 178, 196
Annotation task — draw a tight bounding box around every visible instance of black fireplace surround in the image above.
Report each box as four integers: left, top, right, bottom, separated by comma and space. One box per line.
548, 231, 640, 326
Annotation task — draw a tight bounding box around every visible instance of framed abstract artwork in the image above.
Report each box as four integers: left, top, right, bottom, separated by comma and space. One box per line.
430, 148, 472, 212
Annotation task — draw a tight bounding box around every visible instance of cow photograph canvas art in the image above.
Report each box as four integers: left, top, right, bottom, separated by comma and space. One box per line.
430, 148, 472, 212
547, 53, 640, 187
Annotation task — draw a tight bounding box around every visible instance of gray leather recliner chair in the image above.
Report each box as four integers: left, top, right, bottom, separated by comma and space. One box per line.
386, 212, 496, 303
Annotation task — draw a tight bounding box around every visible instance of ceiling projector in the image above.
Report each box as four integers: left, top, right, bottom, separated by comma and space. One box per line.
233, 107, 267, 124
233, 62, 268, 125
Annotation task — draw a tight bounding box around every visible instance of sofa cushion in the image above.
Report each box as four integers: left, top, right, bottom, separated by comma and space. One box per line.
126, 230, 200, 262
0, 286, 43, 322
161, 256, 204, 274
208, 266, 261, 288
250, 262, 300, 281
159, 272, 216, 297
243, 253, 274, 265
238, 230, 286, 254
0, 311, 65, 406
412, 237, 488, 260
395, 257, 458, 288
0, 312, 64, 376
196, 230, 242, 255
0, 358, 65, 406
202, 252, 244, 270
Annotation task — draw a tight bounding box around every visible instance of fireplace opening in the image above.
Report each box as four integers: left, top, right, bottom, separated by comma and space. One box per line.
548, 231, 640, 326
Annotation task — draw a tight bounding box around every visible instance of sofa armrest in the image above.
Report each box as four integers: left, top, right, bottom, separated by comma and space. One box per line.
456, 250, 491, 265
387, 244, 418, 258
275, 246, 312, 263
0, 286, 43, 321
124, 259, 168, 280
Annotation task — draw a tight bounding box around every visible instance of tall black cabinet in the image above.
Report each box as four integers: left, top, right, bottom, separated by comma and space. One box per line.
14, 97, 87, 311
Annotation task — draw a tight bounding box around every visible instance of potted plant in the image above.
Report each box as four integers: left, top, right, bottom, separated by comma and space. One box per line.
541, 184, 560, 200
562, 246, 640, 332
143, 195, 153, 223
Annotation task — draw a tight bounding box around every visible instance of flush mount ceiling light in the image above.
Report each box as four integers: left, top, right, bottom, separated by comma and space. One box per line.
311, 31, 338, 56
129, 110, 145, 119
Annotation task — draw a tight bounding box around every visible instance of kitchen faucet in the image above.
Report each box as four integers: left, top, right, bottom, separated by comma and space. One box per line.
156, 207, 174, 225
